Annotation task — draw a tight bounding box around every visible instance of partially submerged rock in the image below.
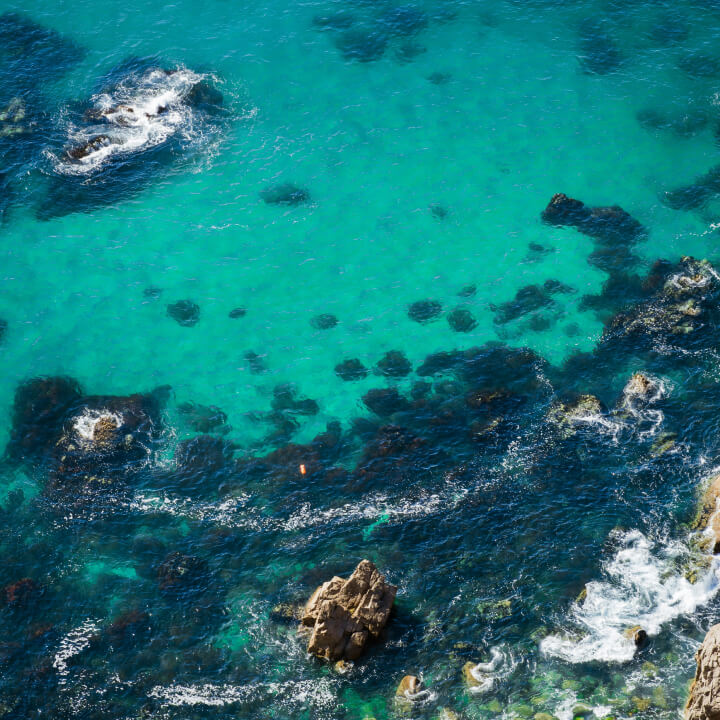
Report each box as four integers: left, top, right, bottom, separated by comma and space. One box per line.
396, 674, 424, 698
624, 625, 648, 648
300, 559, 396, 661
541, 193, 645, 245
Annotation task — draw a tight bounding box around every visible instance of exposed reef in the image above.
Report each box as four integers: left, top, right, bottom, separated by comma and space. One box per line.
299, 559, 396, 661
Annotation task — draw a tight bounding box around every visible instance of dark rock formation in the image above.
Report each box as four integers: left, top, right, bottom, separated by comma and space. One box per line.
260, 182, 310, 206
447, 308, 477, 333
300, 559, 396, 661
408, 299, 442, 323
458, 284, 476, 298
65, 134, 115, 161
6, 376, 83, 462
492, 284, 554, 325
663, 166, 720, 211
178, 401, 228, 433
311, 313, 338, 330
376, 350, 412, 377
686, 624, 720, 720
244, 351, 266, 374
335, 358, 368, 381
335, 28, 388, 62
429, 203, 448, 220
272, 384, 319, 416
541, 193, 646, 245
167, 300, 200, 327
363, 387, 411, 416
228, 307, 246, 319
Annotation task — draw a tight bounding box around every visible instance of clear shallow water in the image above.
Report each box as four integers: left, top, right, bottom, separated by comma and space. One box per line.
4, 0, 720, 718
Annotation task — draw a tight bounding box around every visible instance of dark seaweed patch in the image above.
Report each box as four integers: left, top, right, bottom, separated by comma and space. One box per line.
167, 300, 200, 327
310, 313, 338, 330
376, 350, 412, 377
335, 358, 368, 381
408, 299, 443, 323
335, 27, 388, 62
447, 308, 478, 333
260, 182, 310, 206
577, 19, 622, 75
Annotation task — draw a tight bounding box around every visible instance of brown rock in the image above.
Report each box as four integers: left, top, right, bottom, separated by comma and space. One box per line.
396, 675, 423, 698
300, 559, 396, 661
694, 474, 720, 553
686, 624, 720, 720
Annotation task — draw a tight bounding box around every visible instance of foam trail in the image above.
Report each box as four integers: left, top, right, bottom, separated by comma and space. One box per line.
541, 530, 719, 663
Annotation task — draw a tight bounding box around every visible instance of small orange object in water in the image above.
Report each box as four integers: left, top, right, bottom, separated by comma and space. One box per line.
299, 464, 306, 475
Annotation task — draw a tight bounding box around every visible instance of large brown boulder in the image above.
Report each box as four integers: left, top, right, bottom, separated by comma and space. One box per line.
693, 474, 720, 554
686, 624, 720, 720
300, 559, 396, 661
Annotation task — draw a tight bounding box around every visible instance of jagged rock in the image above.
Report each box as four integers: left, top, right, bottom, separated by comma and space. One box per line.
396, 674, 423, 698
692, 474, 720, 553
547, 394, 603, 438
685, 624, 720, 720
300, 559, 396, 661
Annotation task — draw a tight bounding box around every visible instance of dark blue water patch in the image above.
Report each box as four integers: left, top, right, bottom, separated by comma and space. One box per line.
0, 12, 85, 90
576, 18, 622, 75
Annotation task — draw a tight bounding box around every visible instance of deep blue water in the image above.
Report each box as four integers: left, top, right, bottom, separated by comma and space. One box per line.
3, 0, 720, 718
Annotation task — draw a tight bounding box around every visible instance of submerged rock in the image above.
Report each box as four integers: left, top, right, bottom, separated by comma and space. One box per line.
0, 318, 6, 342
379, 5, 427, 37
272, 384, 319, 416
376, 350, 412, 377
228, 307, 246, 319
541, 193, 646, 246
678, 53, 720, 78
178, 401, 228, 433
300, 559, 396, 661
408, 299, 443, 323
363, 387, 410, 416
335, 358, 368, 381
686, 624, 720, 720
311, 313, 338, 330
167, 300, 200, 327
261, 182, 310, 206
5, 578, 42, 608
430, 203, 448, 220
447, 308, 477, 333
492, 284, 554, 325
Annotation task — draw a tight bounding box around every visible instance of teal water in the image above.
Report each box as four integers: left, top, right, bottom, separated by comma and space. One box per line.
4, 0, 720, 718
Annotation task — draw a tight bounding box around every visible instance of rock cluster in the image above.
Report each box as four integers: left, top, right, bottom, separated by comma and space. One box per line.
300, 559, 396, 661
686, 624, 720, 720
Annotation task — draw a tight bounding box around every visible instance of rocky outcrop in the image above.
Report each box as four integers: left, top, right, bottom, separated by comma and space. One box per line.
686, 624, 720, 720
692, 474, 720, 553
300, 559, 396, 661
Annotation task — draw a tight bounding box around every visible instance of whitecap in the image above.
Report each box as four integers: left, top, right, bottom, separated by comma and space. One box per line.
541, 529, 719, 663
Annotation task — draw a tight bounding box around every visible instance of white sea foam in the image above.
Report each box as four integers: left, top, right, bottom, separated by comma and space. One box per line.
53, 67, 215, 175
148, 678, 336, 712
71, 408, 123, 445
467, 645, 518, 694
541, 530, 719, 663
53, 619, 99, 683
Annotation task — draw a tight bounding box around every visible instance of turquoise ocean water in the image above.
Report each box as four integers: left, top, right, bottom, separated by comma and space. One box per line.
4, 0, 720, 717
